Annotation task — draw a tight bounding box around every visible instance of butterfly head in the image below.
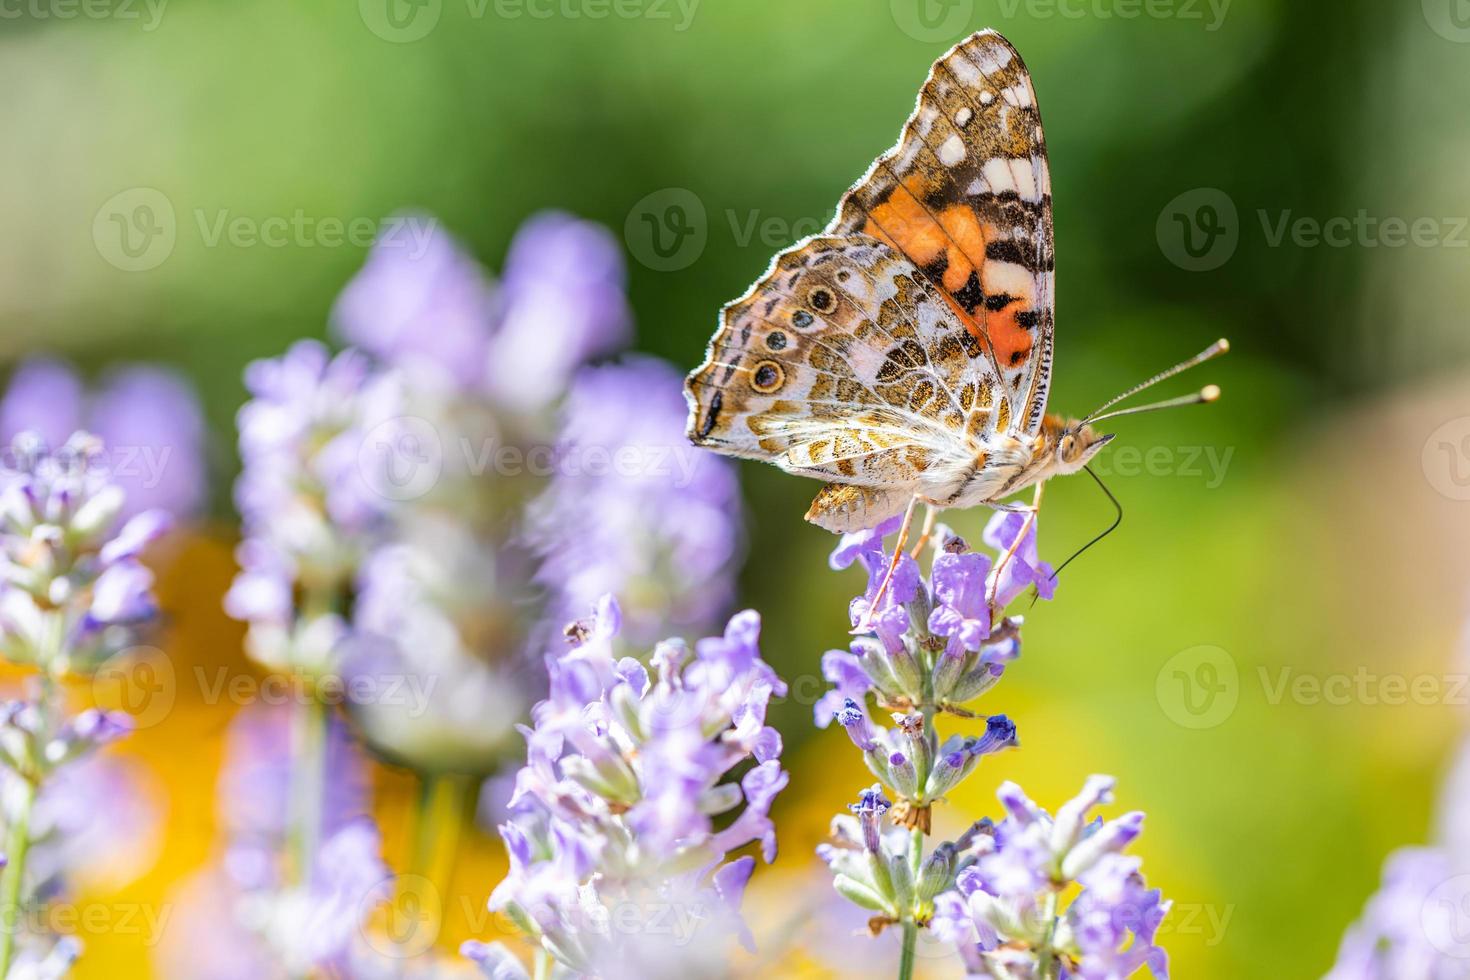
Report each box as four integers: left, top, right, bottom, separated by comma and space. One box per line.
1054, 423, 1115, 475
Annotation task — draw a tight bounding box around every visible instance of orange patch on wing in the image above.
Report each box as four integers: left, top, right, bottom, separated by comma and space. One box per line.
861, 176, 1039, 373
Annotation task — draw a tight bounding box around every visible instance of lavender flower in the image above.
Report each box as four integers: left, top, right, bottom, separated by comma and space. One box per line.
344, 535, 529, 774
0, 432, 167, 976
1324, 848, 1464, 980
485, 211, 631, 412
157, 705, 390, 979
332, 217, 497, 392
527, 357, 743, 645
0, 433, 170, 673
1325, 725, 1470, 978
0, 358, 207, 522
818, 517, 1024, 743
226, 340, 397, 674
477, 598, 787, 978
819, 513, 1171, 979
929, 778, 1167, 979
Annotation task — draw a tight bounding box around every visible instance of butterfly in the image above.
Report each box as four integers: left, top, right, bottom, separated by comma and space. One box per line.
684, 30, 1225, 566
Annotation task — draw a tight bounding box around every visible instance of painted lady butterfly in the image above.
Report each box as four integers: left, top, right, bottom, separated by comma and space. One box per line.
685, 30, 1225, 548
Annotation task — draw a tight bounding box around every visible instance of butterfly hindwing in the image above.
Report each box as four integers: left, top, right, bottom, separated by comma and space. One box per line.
827, 29, 1055, 436
684, 235, 1009, 496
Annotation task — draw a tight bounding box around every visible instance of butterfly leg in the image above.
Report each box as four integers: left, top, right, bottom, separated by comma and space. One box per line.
909, 505, 941, 559
987, 481, 1046, 614
853, 493, 920, 634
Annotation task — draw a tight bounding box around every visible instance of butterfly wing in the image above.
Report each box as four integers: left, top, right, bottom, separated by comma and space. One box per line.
683, 30, 1054, 530
685, 235, 1005, 525
828, 29, 1054, 436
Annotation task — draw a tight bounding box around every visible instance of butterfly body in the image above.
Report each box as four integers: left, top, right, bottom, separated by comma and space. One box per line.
685, 30, 1211, 536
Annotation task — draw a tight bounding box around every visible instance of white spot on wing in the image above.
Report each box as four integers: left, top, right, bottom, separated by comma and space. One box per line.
938, 134, 967, 167
985, 261, 1034, 298
979, 90, 995, 105
982, 158, 1017, 194
1001, 83, 1033, 107
1009, 158, 1039, 202
948, 55, 982, 88
955, 107, 973, 128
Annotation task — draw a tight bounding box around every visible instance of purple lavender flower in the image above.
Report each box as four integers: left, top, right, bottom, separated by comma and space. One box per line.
87, 366, 208, 520
227, 340, 398, 673
159, 704, 390, 978
486, 212, 632, 412
0, 358, 207, 521
930, 777, 1168, 979
0, 432, 170, 672
332, 217, 496, 392
1325, 847, 1466, 979
527, 356, 742, 645
983, 511, 1056, 608
0, 360, 84, 448
480, 598, 787, 976
0, 430, 168, 975
929, 549, 995, 655
825, 519, 1028, 723
343, 537, 530, 774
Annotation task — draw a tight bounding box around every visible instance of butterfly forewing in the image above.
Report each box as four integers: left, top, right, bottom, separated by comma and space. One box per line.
684, 30, 1056, 529
827, 30, 1054, 435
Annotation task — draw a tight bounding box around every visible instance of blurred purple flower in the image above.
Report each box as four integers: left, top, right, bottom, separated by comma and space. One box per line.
159, 704, 389, 978
1325, 848, 1463, 980
332, 218, 496, 392
527, 357, 742, 645
216, 704, 370, 878
0, 358, 207, 521
486, 212, 632, 412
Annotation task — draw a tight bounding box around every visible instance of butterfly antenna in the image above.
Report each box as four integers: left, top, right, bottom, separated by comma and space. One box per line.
1086, 385, 1220, 425
1083, 339, 1229, 424
1031, 465, 1122, 606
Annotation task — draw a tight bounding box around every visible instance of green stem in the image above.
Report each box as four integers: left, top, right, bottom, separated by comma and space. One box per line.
0, 777, 36, 977
0, 621, 66, 977
897, 823, 924, 980
288, 691, 329, 887
1035, 888, 1061, 979
898, 916, 918, 980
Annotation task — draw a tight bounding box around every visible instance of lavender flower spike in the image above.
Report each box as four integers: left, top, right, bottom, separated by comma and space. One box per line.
0, 431, 168, 975
476, 598, 788, 978
930, 778, 1169, 979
